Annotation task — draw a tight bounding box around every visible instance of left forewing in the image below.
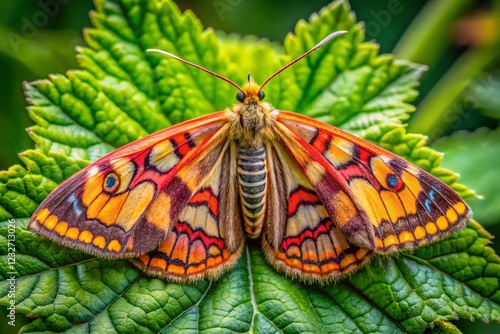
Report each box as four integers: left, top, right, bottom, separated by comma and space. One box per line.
29, 112, 231, 258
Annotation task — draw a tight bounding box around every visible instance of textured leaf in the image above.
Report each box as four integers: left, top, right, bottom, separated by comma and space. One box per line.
216, 31, 283, 85
0, 0, 498, 333
1, 219, 499, 333
432, 129, 500, 226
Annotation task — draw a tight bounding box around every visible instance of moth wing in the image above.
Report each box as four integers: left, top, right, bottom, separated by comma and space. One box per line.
133, 142, 245, 283
274, 111, 471, 252
29, 112, 232, 258
262, 140, 372, 283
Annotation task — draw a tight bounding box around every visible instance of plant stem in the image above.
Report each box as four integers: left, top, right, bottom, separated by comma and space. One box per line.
393, 0, 475, 65
408, 45, 500, 138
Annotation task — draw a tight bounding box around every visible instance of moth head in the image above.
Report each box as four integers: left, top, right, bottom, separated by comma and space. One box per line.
237, 76, 265, 104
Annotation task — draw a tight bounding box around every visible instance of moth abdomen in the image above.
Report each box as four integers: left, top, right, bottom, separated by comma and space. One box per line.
237, 145, 267, 238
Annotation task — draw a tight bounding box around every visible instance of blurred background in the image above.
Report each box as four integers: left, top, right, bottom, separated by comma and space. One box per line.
0, 0, 499, 332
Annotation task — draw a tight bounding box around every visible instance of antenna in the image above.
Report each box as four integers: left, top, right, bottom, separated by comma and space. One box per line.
147, 30, 347, 95
147, 49, 244, 93
258, 30, 348, 92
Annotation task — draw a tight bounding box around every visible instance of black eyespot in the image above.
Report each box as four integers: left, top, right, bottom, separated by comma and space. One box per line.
258, 91, 265, 100
236, 91, 246, 102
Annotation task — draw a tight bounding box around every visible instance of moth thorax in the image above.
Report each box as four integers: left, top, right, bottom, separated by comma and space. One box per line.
237, 144, 267, 238
240, 101, 265, 132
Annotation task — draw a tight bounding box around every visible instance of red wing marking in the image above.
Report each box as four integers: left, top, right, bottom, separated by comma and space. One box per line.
287, 186, 322, 217
170, 132, 196, 159
281, 218, 334, 251
357, 145, 372, 163
309, 129, 331, 153
173, 221, 224, 251
188, 188, 219, 218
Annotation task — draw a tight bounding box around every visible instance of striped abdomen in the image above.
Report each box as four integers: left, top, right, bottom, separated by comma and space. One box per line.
237, 145, 267, 238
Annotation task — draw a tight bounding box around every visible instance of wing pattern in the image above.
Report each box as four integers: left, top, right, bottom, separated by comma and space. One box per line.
262, 141, 372, 281
276, 111, 470, 253
29, 106, 471, 283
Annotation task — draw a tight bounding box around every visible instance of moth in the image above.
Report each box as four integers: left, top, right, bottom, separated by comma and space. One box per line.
29, 31, 471, 283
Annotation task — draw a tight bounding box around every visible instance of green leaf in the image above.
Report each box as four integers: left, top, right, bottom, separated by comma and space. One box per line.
2, 219, 499, 333
0, 150, 88, 221
432, 129, 500, 226
216, 31, 283, 85
0, 0, 497, 333
464, 74, 500, 120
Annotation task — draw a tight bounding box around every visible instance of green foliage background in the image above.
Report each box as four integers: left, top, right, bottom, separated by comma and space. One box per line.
0, 0, 499, 333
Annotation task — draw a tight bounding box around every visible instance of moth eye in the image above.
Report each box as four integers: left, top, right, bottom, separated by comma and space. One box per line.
258, 91, 265, 100
103, 172, 120, 193
236, 91, 246, 102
